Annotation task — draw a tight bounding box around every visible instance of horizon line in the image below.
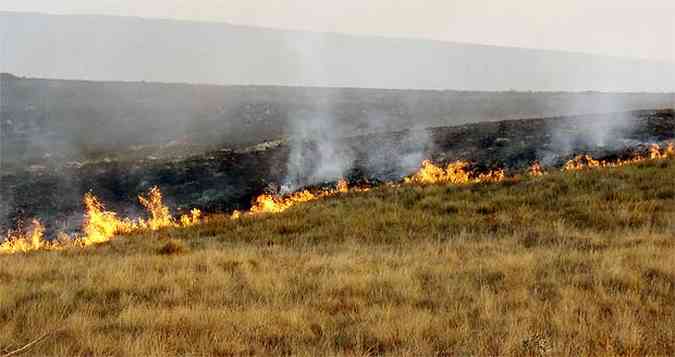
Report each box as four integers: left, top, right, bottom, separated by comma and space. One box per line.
3, 72, 675, 95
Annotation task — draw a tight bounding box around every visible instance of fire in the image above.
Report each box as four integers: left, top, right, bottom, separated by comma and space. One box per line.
1, 142, 673, 254
649, 143, 671, 160
251, 190, 317, 214
336, 178, 349, 193
405, 160, 470, 184
247, 178, 351, 215
138, 186, 175, 230
528, 161, 545, 177
81, 193, 140, 245
563, 155, 601, 171
82, 188, 203, 245
0, 220, 48, 254
230, 210, 242, 220
180, 209, 202, 227
404, 160, 504, 185
564, 143, 674, 171
2, 186, 203, 254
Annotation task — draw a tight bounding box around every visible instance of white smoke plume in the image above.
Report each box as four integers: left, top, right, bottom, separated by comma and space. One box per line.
282, 110, 355, 192
280, 33, 435, 190
541, 94, 641, 165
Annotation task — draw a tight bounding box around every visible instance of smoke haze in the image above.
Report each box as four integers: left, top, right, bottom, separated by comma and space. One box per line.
0, 11, 673, 233
2, 12, 674, 92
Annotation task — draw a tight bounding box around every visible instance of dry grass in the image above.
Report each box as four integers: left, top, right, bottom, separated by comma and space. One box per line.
1, 159, 674, 356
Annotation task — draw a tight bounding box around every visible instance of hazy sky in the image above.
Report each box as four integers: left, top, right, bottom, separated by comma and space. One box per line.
2, 0, 674, 61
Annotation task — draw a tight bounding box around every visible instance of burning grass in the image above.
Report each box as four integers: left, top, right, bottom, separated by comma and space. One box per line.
0, 149, 674, 355
563, 143, 674, 171
2, 142, 674, 255
0, 220, 49, 254
404, 160, 505, 185
0, 187, 202, 253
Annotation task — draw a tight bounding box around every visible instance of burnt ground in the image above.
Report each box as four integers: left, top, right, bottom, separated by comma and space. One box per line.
3, 73, 673, 166
1, 109, 673, 236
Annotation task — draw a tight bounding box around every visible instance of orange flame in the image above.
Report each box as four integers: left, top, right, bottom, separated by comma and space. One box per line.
246, 178, 352, 216
405, 160, 504, 185
138, 186, 175, 230
528, 161, 545, 177
2, 143, 673, 254
2, 186, 203, 254
82, 193, 136, 246
0, 219, 48, 254
405, 160, 470, 184
563, 155, 601, 171
563, 143, 674, 171
180, 208, 202, 227
649, 143, 668, 160
82, 187, 202, 245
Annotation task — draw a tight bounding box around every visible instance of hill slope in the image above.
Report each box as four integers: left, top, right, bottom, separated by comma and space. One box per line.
1, 158, 674, 356
2, 12, 675, 92
2, 73, 673, 166
2, 109, 673, 235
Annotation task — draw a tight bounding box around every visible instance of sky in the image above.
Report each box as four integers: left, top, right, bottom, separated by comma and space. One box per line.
1, 0, 674, 62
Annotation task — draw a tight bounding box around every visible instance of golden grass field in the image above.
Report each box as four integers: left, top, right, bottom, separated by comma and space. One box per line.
1, 158, 674, 356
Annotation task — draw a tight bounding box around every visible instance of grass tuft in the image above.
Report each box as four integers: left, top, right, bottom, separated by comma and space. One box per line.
157, 239, 188, 256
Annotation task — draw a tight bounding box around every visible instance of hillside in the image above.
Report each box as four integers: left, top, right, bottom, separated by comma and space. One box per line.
2, 12, 675, 92
2, 109, 673, 236
0, 157, 674, 356
2, 73, 673, 166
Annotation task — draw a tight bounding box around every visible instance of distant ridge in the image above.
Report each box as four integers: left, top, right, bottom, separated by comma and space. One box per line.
1, 11, 674, 91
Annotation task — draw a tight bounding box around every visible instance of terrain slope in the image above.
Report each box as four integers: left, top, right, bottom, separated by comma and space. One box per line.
1, 157, 674, 356
2, 109, 673, 234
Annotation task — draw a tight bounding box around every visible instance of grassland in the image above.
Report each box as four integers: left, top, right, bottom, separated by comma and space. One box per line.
1, 159, 674, 356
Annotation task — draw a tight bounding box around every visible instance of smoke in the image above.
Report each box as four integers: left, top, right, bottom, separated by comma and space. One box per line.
396, 128, 432, 176
279, 33, 353, 192
282, 109, 355, 192
282, 110, 432, 190
280, 33, 436, 190
282, 98, 433, 190
357, 108, 433, 180
541, 94, 640, 165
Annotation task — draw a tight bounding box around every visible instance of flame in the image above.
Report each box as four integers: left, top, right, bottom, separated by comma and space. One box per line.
2, 186, 203, 254
563, 143, 674, 171
81, 193, 136, 246
2, 142, 673, 254
250, 190, 317, 214
404, 160, 504, 185
138, 186, 175, 230
0, 220, 47, 254
82, 188, 202, 245
563, 155, 601, 171
528, 161, 545, 177
248, 178, 351, 215
180, 208, 202, 227
405, 160, 470, 184
230, 210, 242, 220
649, 143, 669, 160
336, 178, 349, 193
